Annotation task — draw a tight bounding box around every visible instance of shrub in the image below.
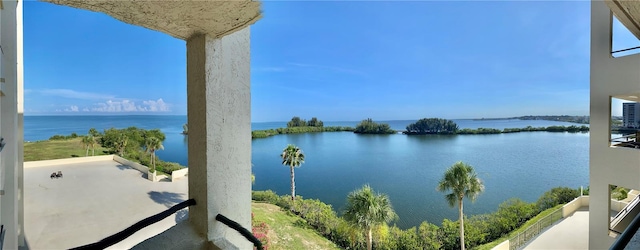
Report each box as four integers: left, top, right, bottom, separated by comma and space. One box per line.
536, 187, 580, 211
159, 162, 184, 174
252, 190, 282, 205
49, 135, 67, 140
251, 187, 581, 250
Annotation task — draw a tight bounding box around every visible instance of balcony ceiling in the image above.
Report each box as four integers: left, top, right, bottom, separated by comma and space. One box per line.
613, 93, 640, 102
41, 0, 262, 40
606, 0, 640, 40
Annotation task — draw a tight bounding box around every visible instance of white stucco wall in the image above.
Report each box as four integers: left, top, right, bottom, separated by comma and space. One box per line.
562, 196, 589, 218
171, 168, 188, 181
0, 0, 23, 248
113, 155, 149, 173
590, 1, 640, 248
25, 155, 115, 168
186, 26, 252, 249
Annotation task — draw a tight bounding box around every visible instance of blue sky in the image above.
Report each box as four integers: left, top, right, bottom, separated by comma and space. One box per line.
23, 1, 640, 121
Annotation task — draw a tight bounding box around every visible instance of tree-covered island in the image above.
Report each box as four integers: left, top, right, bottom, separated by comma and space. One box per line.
252, 116, 355, 139
353, 118, 396, 134
403, 118, 589, 135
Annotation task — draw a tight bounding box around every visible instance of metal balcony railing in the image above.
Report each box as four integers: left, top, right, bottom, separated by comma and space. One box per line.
612, 46, 640, 55
611, 211, 640, 250
70, 199, 263, 250
508, 209, 563, 250
611, 195, 640, 233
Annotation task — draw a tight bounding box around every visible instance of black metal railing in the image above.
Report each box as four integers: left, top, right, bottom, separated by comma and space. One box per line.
70, 199, 263, 250
611, 195, 640, 233
611, 211, 640, 250
70, 199, 197, 250
612, 46, 640, 55
508, 208, 563, 250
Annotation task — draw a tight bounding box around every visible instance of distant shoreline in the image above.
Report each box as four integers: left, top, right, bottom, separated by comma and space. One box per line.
474, 115, 589, 124
251, 124, 590, 139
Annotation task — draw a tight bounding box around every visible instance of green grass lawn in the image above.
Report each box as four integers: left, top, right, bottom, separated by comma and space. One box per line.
252, 202, 342, 250
24, 138, 110, 161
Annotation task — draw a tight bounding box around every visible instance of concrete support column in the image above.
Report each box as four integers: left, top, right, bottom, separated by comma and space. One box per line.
590, 0, 640, 248
589, 2, 615, 249
186, 27, 252, 249
0, 0, 21, 249
16, 0, 24, 246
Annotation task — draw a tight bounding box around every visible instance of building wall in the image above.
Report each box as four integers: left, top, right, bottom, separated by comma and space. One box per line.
590, 1, 640, 248
0, 0, 24, 248
623, 103, 640, 128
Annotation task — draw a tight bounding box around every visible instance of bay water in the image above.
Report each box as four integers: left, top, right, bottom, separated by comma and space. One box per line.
24, 115, 589, 229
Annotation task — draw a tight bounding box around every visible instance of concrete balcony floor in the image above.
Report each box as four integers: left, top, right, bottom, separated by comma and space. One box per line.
23, 159, 188, 249
523, 207, 589, 250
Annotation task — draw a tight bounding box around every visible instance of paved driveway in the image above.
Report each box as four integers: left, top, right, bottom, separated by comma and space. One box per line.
24, 160, 188, 250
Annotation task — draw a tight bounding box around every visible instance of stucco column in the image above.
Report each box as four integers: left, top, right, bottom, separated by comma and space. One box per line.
186, 27, 252, 249
0, 0, 21, 249
16, 0, 25, 246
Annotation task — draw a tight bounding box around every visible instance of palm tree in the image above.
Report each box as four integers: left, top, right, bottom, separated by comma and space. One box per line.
145, 137, 164, 174
280, 144, 305, 200
88, 128, 100, 138
344, 184, 397, 250
87, 135, 97, 156
437, 161, 485, 250
81, 136, 91, 156
115, 133, 128, 157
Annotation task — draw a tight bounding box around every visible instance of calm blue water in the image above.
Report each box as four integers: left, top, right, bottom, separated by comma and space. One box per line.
24, 115, 589, 228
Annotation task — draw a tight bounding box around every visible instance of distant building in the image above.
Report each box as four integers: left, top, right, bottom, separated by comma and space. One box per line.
623, 103, 640, 128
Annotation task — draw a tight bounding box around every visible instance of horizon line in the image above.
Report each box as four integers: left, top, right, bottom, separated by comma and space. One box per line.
23, 114, 591, 123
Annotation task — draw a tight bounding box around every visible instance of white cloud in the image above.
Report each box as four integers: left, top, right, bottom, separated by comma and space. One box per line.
82, 107, 90, 112
64, 105, 79, 112
143, 99, 169, 112
90, 99, 170, 112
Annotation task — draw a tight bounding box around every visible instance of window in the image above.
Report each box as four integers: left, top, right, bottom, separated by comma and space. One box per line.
610, 96, 640, 148
612, 15, 640, 58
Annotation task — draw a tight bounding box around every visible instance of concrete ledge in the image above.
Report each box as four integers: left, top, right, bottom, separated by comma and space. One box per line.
612, 199, 629, 212
492, 196, 590, 250
171, 168, 188, 181
24, 155, 115, 168
26, 155, 178, 183
563, 196, 589, 217
493, 239, 510, 250
113, 155, 149, 174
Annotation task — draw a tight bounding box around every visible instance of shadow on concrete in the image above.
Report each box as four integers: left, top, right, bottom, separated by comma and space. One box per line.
148, 191, 185, 208
175, 209, 189, 223
116, 164, 131, 171
18, 237, 30, 250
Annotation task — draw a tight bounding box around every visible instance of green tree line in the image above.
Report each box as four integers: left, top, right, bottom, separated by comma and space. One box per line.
49, 127, 184, 174
252, 126, 355, 139
252, 186, 580, 250
401, 118, 589, 135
